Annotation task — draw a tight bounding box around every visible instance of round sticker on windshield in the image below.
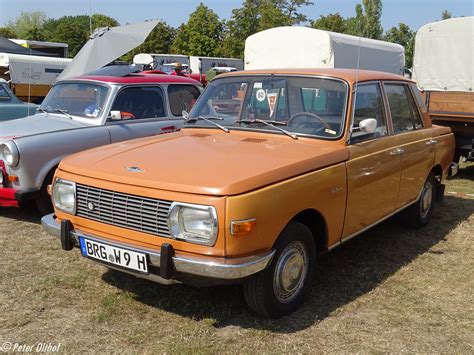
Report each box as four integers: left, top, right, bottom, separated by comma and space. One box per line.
256, 89, 266, 102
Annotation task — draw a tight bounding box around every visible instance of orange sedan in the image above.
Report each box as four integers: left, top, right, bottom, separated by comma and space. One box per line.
42, 69, 457, 318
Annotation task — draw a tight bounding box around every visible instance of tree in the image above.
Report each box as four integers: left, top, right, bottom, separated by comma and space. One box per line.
361, 0, 383, 39
441, 9, 452, 20
6, 10, 48, 40
273, 0, 314, 24
42, 14, 119, 57
384, 23, 415, 68
344, 0, 382, 39
344, 4, 364, 36
122, 21, 176, 62
311, 13, 347, 33
0, 27, 17, 39
220, 0, 312, 58
171, 4, 224, 57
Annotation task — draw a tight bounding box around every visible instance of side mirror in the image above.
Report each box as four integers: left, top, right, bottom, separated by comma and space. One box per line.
182, 110, 189, 120
359, 118, 377, 134
110, 110, 122, 120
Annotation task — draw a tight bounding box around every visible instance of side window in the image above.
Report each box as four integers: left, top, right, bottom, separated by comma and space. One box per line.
0, 85, 12, 102
111, 86, 165, 120
168, 85, 200, 116
385, 83, 424, 134
351, 83, 387, 143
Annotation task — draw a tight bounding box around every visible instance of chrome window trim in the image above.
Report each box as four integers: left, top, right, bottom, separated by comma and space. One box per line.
107, 84, 168, 122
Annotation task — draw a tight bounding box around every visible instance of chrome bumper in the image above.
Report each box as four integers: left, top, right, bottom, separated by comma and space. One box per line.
41, 213, 274, 283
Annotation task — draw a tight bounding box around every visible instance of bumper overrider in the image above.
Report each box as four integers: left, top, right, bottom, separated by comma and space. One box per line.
41, 213, 275, 285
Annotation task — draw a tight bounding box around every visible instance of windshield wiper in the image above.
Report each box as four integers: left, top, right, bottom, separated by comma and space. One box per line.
36, 107, 49, 116
51, 108, 73, 119
185, 115, 229, 133
235, 119, 297, 139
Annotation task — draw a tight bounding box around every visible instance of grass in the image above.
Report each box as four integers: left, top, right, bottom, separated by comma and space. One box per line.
0, 164, 473, 353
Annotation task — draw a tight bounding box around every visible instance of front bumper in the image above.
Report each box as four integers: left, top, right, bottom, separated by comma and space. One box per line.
0, 187, 19, 207
41, 213, 274, 284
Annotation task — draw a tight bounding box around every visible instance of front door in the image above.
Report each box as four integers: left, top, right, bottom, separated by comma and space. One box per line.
343, 82, 402, 238
106, 85, 180, 143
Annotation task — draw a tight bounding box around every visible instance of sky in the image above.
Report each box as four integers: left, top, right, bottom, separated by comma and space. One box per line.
0, 0, 473, 31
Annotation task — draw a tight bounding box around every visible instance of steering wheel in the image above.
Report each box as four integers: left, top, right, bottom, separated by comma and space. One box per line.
143, 60, 158, 71
287, 112, 332, 133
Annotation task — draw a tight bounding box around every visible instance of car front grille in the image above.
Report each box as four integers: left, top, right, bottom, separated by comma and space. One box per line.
76, 184, 172, 237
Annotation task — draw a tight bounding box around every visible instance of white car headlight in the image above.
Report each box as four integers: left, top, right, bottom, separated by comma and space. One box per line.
52, 178, 76, 214
0, 141, 19, 167
168, 202, 218, 246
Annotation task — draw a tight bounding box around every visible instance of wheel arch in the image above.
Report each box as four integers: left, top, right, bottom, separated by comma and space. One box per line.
289, 209, 328, 253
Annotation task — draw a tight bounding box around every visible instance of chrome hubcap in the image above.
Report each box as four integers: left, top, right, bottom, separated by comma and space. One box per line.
273, 241, 308, 303
420, 181, 433, 219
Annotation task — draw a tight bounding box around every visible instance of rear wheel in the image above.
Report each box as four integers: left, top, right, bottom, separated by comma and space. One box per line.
243, 221, 316, 318
400, 173, 436, 228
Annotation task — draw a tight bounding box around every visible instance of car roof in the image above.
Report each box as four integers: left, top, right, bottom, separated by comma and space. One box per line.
221, 68, 410, 83
62, 74, 201, 85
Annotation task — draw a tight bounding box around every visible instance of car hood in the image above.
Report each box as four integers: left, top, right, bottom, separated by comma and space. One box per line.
60, 129, 349, 196
0, 113, 88, 141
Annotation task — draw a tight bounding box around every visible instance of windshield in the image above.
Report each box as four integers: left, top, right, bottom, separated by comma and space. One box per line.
188, 76, 348, 139
40, 83, 109, 118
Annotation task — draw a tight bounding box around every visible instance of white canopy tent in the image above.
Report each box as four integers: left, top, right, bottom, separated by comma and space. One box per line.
244, 26, 405, 75
412, 17, 474, 92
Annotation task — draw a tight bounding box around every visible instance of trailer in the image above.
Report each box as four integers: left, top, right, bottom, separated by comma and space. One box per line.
412, 17, 474, 161
244, 26, 405, 75
0, 53, 71, 103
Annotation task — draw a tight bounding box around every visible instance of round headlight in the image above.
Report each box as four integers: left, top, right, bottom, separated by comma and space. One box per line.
168, 203, 218, 246
0, 141, 19, 167
52, 178, 76, 214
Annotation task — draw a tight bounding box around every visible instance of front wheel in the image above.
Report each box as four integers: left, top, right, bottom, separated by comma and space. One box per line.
243, 221, 316, 318
400, 173, 436, 228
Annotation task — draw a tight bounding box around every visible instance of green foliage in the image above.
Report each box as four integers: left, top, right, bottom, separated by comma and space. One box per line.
122, 21, 176, 62
344, 4, 364, 36
441, 9, 452, 20
384, 23, 415, 68
311, 13, 347, 33
42, 14, 119, 57
220, 0, 312, 58
361, 0, 383, 38
6, 10, 48, 40
0, 27, 18, 39
171, 4, 224, 57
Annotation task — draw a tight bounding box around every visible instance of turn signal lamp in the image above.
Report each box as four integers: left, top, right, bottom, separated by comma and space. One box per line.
230, 218, 256, 236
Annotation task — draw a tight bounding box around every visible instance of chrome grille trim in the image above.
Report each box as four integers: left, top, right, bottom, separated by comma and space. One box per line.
75, 184, 172, 237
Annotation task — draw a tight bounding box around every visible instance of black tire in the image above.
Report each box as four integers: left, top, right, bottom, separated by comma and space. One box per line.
35, 169, 55, 215
243, 221, 316, 318
400, 173, 436, 228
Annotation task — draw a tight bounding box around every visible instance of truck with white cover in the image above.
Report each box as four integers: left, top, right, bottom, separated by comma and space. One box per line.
0, 52, 71, 103
412, 17, 474, 161
244, 26, 405, 75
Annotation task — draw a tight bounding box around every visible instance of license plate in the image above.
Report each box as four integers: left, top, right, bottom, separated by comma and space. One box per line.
79, 237, 148, 274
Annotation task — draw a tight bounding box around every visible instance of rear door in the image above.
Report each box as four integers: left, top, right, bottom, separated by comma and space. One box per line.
106, 85, 183, 143
383, 82, 434, 209
343, 82, 401, 238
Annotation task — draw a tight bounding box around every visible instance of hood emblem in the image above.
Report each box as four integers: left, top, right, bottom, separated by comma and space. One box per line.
87, 202, 95, 211
126, 166, 145, 173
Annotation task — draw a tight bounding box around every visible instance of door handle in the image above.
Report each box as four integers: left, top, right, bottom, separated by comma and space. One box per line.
425, 139, 437, 145
389, 148, 404, 155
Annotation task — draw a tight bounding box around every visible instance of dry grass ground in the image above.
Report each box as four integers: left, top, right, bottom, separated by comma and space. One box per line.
1, 164, 473, 353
